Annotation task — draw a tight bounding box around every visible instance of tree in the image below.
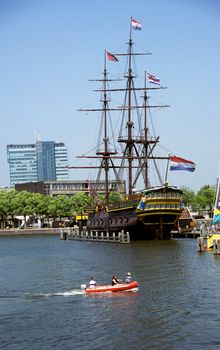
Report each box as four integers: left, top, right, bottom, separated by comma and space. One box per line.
180, 187, 195, 208
196, 185, 216, 209
108, 192, 122, 205
70, 193, 92, 214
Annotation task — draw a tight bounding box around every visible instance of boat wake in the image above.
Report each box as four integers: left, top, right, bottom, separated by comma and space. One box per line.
28, 289, 85, 298
0, 289, 85, 300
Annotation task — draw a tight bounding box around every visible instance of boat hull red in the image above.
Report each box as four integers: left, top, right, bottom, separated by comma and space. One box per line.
85, 281, 139, 293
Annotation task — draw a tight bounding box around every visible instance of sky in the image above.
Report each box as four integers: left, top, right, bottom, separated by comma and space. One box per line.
0, 0, 220, 192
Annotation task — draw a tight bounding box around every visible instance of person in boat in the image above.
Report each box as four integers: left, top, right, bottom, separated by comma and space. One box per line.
89, 276, 96, 287
125, 272, 132, 283
112, 275, 120, 286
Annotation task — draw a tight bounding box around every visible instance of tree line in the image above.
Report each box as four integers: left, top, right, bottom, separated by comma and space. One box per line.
0, 185, 216, 229
0, 190, 121, 229
181, 185, 216, 212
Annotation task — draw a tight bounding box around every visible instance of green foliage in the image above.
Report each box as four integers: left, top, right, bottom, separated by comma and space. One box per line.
108, 192, 122, 204
180, 187, 195, 207
181, 184, 216, 210
70, 193, 92, 213
197, 185, 215, 208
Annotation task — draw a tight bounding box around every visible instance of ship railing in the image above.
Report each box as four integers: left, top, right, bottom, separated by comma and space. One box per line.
109, 199, 140, 210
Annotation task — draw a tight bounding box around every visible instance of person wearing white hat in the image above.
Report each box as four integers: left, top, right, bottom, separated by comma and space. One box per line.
125, 272, 132, 283
89, 276, 96, 287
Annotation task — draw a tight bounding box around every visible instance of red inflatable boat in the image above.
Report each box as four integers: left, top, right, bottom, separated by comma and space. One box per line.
84, 281, 139, 293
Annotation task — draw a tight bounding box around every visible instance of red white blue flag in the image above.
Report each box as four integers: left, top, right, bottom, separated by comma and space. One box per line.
131, 18, 142, 30
106, 52, 118, 62
147, 72, 160, 85
170, 156, 195, 172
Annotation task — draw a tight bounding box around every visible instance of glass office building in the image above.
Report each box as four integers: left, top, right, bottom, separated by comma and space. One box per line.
36, 141, 56, 181
7, 141, 69, 186
55, 142, 69, 181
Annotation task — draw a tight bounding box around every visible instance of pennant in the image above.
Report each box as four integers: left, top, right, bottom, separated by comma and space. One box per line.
147, 72, 160, 85
131, 18, 142, 30
212, 177, 220, 224
106, 52, 118, 62
212, 208, 220, 225
169, 156, 195, 172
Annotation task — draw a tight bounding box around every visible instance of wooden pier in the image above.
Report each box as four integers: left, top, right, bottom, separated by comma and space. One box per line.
60, 227, 130, 244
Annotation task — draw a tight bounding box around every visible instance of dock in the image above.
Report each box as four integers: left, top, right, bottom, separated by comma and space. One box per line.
170, 230, 201, 239
60, 227, 130, 243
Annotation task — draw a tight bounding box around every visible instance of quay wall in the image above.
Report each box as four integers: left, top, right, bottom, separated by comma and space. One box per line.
0, 228, 60, 236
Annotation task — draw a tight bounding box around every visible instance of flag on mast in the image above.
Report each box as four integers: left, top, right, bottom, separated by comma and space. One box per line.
131, 18, 142, 30
212, 177, 220, 224
147, 72, 160, 85
169, 156, 195, 172
106, 52, 118, 62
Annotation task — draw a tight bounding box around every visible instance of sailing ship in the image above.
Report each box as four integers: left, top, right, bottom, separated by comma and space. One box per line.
70, 18, 188, 239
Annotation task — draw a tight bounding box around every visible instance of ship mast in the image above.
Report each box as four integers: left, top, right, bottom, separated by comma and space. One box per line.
103, 52, 109, 203
143, 71, 149, 188
127, 27, 133, 194
116, 19, 169, 194
74, 51, 119, 205
117, 20, 155, 194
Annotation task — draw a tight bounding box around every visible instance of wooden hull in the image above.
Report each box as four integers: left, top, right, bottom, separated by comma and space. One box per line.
86, 186, 183, 240
86, 207, 181, 240
85, 281, 139, 293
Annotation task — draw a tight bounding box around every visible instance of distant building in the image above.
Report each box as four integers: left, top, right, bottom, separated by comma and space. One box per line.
15, 180, 126, 197
7, 141, 69, 186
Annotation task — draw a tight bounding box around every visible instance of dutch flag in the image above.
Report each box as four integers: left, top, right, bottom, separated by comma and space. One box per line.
131, 18, 142, 30
169, 156, 196, 172
147, 72, 160, 85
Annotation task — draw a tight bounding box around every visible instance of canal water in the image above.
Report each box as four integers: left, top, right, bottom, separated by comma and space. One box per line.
0, 235, 220, 349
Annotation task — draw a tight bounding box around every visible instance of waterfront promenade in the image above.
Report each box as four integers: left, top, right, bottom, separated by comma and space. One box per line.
0, 228, 60, 236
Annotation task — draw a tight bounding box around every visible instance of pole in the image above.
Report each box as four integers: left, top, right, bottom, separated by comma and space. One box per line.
164, 153, 170, 184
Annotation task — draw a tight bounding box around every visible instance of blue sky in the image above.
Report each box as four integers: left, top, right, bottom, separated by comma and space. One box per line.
0, 0, 219, 191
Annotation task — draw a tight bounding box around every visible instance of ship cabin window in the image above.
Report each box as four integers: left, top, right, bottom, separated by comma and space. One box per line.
166, 192, 177, 198
166, 192, 174, 198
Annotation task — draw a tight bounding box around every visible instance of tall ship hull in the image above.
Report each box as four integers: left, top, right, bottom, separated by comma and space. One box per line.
87, 185, 183, 239
71, 18, 194, 240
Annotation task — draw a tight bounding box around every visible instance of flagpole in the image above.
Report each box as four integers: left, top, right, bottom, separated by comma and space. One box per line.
165, 153, 170, 184
130, 17, 132, 40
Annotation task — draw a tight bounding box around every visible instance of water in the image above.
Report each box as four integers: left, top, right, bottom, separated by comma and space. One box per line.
0, 235, 220, 349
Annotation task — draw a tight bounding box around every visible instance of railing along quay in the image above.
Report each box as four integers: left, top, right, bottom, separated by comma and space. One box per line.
60, 227, 130, 244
